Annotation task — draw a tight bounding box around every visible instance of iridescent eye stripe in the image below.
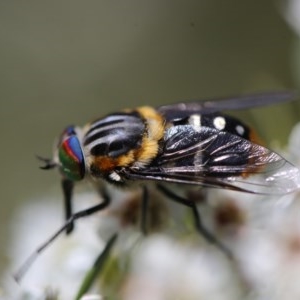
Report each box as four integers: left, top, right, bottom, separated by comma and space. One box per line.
62, 139, 81, 163
61, 136, 85, 169
58, 136, 85, 180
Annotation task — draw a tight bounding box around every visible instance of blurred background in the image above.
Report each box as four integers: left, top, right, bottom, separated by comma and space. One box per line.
1, 0, 300, 297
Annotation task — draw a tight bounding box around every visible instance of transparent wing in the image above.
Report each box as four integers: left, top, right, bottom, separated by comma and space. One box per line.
126, 126, 300, 195
158, 91, 297, 121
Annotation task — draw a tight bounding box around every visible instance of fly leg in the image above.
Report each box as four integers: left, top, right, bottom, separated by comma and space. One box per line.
14, 187, 112, 282
61, 178, 74, 234
156, 184, 231, 257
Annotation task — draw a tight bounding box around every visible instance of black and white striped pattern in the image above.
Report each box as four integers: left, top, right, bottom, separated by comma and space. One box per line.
83, 112, 146, 158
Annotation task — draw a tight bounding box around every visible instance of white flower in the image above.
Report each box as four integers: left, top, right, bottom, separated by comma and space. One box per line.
4, 122, 300, 299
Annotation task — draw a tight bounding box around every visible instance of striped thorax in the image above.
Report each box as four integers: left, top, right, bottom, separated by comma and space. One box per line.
56, 107, 165, 184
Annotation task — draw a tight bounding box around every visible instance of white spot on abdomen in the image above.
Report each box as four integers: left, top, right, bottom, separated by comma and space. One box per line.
235, 125, 245, 136
213, 116, 226, 130
189, 115, 201, 131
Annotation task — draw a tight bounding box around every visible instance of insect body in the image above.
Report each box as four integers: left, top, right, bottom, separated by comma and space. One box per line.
15, 91, 300, 282
53, 91, 300, 195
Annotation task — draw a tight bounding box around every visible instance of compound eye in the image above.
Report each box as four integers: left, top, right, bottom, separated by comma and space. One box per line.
58, 135, 85, 181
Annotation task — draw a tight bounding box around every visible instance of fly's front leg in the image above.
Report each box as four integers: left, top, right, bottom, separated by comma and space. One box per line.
156, 184, 231, 257
61, 178, 74, 234
14, 187, 112, 282
61, 179, 110, 235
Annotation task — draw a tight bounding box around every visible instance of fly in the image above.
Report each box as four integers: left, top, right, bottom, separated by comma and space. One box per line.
14, 90, 300, 282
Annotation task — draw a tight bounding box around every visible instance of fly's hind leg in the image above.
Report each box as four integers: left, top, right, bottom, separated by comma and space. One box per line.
156, 184, 232, 258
